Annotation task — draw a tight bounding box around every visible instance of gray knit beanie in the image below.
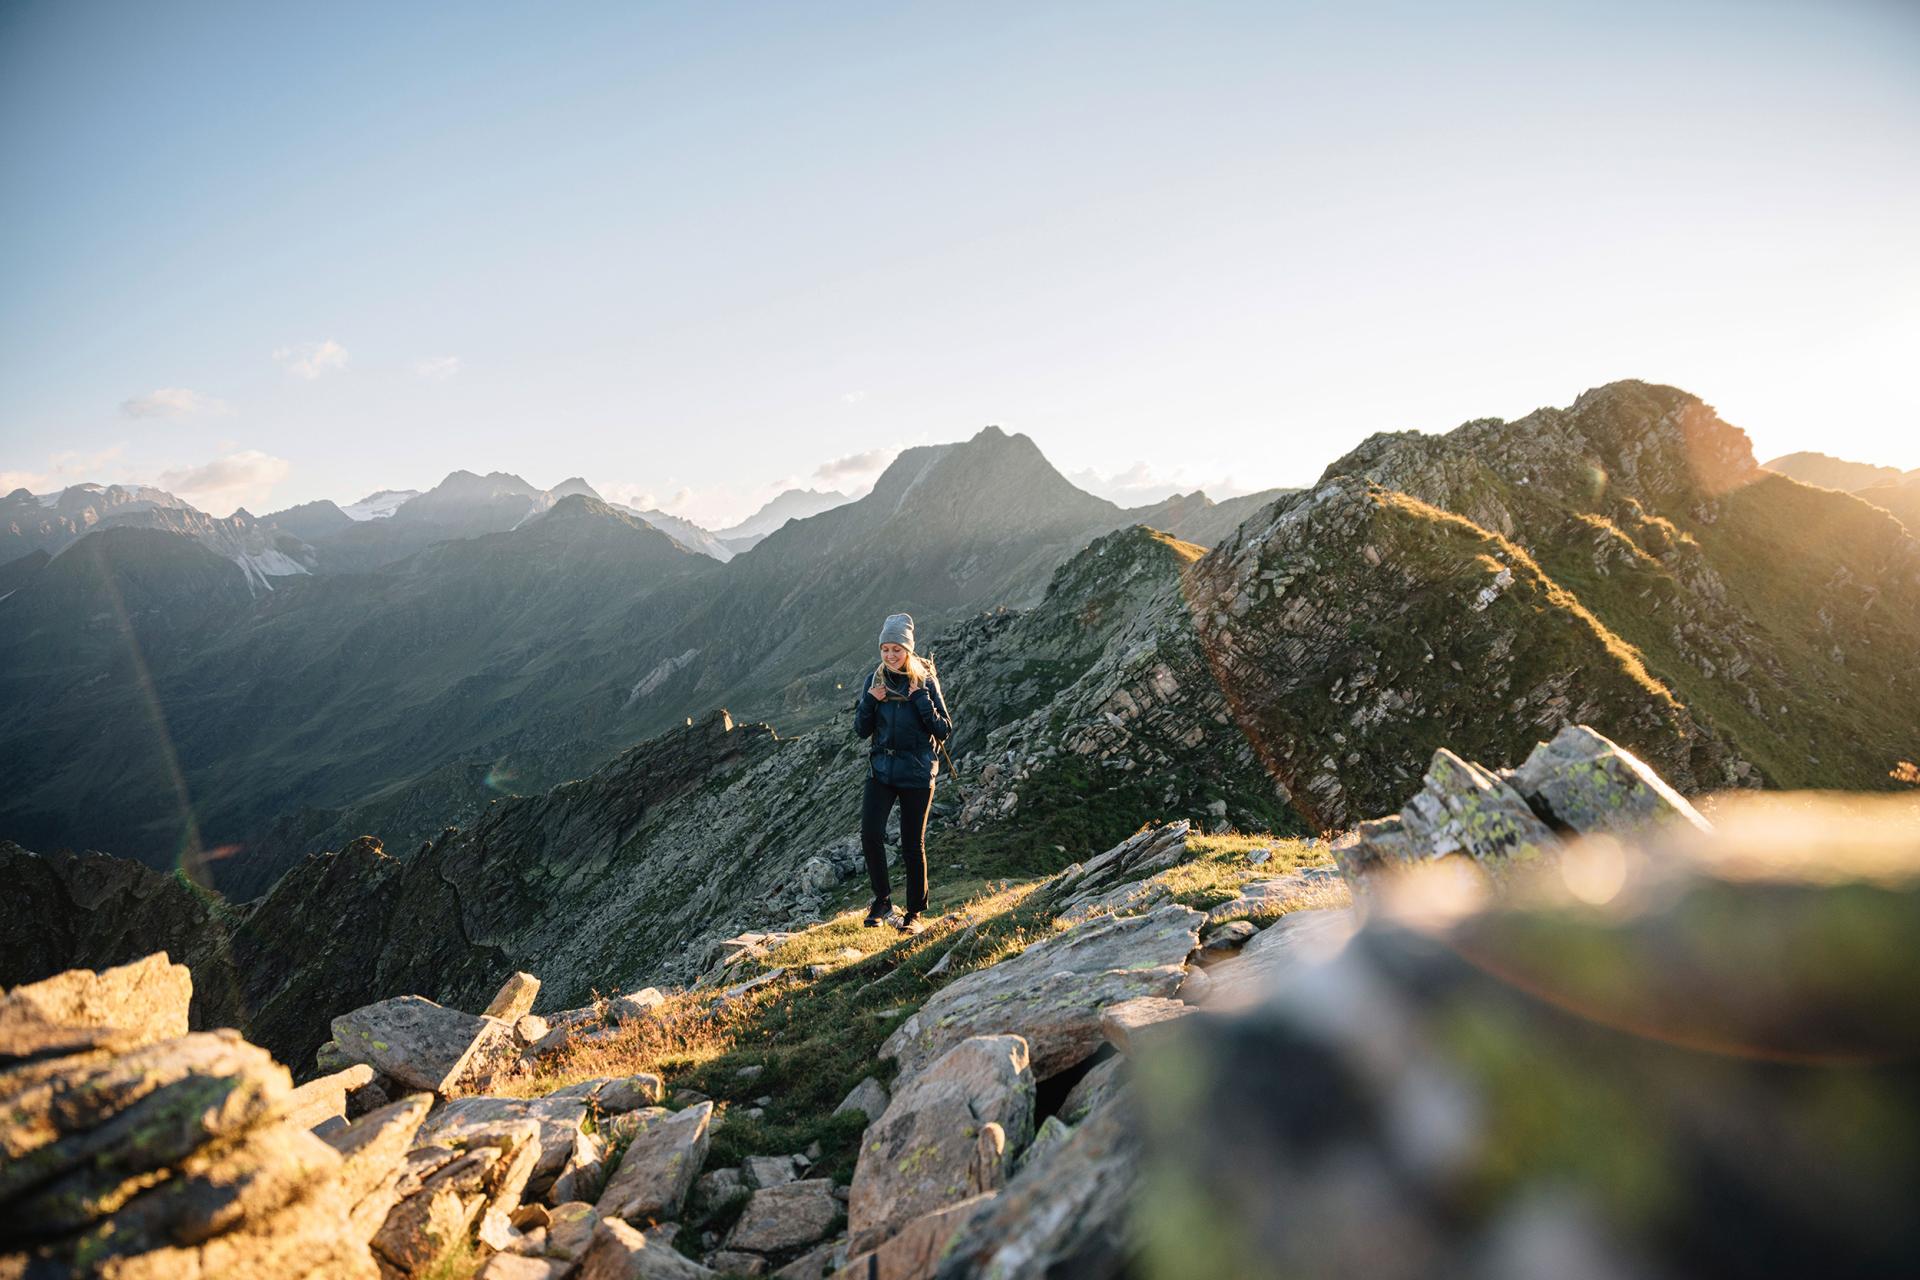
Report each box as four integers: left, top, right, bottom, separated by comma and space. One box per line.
879, 612, 915, 653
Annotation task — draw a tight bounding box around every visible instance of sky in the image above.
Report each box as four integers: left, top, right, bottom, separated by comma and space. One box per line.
2, 0, 1917, 526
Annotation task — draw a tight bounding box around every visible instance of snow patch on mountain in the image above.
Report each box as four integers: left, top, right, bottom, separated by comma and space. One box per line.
342, 490, 421, 520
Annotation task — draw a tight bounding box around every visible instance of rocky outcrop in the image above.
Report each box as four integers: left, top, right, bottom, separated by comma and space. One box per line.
1332, 724, 1711, 896
1032, 820, 1195, 922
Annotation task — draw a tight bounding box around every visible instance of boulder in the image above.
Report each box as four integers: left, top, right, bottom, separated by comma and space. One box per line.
1015, 1116, 1073, 1176
0, 950, 191, 1048
516, 1013, 552, 1046
330, 994, 519, 1095
931, 1095, 1139, 1280
373, 1141, 515, 1273
1205, 866, 1347, 923
726, 1178, 841, 1253
485, 971, 544, 1022
831, 1194, 994, 1280
322, 1093, 433, 1237
278, 1062, 376, 1131
694, 1166, 746, 1210
1035, 821, 1194, 921
578, 1216, 719, 1279
417, 1092, 592, 1193
596, 1101, 714, 1225
1505, 723, 1712, 835
1059, 1055, 1125, 1125
708, 1248, 770, 1275
880, 905, 1204, 1081
544, 1200, 605, 1261
1195, 918, 1258, 962
848, 1035, 1034, 1253
743, 1154, 799, 1188
1333, 748, 1561, 892
595, 1072, 665, 1113
833, 1077, 889, 1124
611, 987, 668, 1023
0, 980, 389, 1280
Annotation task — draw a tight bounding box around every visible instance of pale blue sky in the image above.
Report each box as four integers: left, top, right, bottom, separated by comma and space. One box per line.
3, 0, 1917, 524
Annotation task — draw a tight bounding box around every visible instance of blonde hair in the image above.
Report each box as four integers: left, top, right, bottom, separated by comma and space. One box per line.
876, 650, 936, 692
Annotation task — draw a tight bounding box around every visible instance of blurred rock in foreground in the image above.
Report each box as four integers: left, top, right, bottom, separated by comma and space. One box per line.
1135, 790, 1920, 1280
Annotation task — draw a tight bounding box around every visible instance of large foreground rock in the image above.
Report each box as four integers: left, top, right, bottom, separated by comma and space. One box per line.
331, 994, 517, 1095
596, 1101, 713, 1226
0, 953, 402, 1279
849, 1035, 1035, 1253
1136, 794, 1920, 1278
881, 905, 1204, 1080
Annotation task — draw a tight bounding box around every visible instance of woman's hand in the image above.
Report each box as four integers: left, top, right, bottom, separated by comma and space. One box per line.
869, 674, 889, 700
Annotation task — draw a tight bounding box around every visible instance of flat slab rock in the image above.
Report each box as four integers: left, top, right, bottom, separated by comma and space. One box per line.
882, 904, 1204, 1081
331, 994, 517, 1095
726, 1177, 841, 1253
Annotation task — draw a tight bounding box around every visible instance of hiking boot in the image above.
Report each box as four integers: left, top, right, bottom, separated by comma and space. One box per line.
895, 911, 925, 935
864, 899, 893, 927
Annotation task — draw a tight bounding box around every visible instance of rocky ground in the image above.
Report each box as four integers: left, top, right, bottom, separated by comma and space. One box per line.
7, 725, 1916, 1278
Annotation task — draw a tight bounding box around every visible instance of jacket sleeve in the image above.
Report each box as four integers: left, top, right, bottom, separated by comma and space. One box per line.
912, 672, 954, 743
853, 668, 878, 740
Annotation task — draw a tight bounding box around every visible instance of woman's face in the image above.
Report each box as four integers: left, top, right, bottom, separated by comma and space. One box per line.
880, 642, 908, 671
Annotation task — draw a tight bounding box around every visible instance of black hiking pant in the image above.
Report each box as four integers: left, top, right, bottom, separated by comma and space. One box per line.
861, 775, 931, 914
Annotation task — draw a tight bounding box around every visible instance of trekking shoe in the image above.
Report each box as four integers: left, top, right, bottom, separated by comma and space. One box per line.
863, 899, 892, 927
895, 911, 925, 935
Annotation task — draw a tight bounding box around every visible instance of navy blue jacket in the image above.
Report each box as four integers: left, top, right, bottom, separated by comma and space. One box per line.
853, 663, 953, 788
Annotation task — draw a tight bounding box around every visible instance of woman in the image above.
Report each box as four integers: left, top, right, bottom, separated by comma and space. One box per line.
852, 612, 953, 933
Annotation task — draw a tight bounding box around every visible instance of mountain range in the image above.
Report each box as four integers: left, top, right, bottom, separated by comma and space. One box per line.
3, 378, 1918, 1071
1765, 450, 1920, 533
0, 433, 1291, 895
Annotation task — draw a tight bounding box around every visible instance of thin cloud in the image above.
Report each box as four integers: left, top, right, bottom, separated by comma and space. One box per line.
415, 355, 461, 381
0, 444, 129, 494
157, 450, 290, 515
120, 387, 226, 419
814, 447, 896, 488
842, 389, 868, 404
1068, 460, 1260, 506
273, 339, 349, 380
